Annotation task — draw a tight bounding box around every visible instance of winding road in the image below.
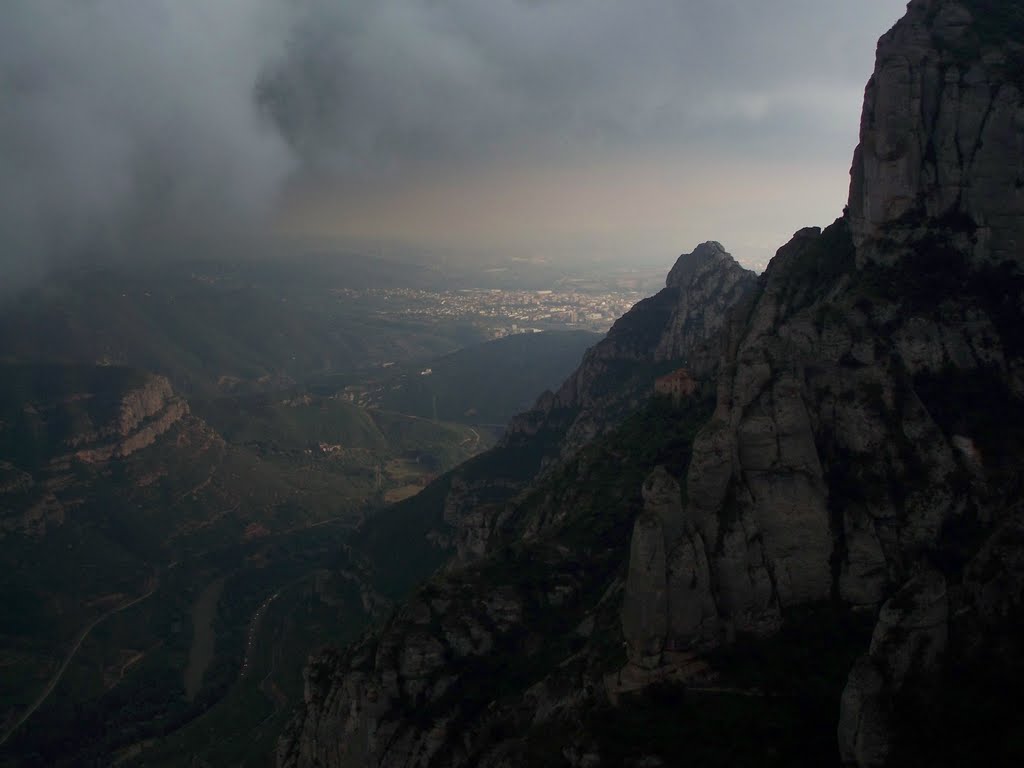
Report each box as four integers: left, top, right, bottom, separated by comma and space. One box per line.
0, 578, 160, 747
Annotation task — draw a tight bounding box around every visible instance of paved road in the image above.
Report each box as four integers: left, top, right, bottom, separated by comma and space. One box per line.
240, 573, 312, 677
0, 579, 159, 747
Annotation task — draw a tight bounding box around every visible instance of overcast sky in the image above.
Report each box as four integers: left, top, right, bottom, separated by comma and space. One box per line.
0, 1, 909, 287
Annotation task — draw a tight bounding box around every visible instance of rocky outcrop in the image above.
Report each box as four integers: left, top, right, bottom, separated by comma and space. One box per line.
655, 242, 758, 362
279, 549, 598, 768
838, 570, 950, 767
669, 1, 1024, 634
622, 468, 718, 669
1, 371, 190, 538
849, 0, 1024, 267
63, 374, 189, 463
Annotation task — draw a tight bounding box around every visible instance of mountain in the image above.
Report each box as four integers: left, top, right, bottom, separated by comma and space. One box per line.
278, 2, 1024, 767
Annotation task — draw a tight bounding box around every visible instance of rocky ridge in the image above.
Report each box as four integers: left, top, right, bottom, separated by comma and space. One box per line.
61, 374, 190, 464
0, 370, 191, 538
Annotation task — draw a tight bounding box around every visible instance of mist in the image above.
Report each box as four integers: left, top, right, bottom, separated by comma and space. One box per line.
0, 1, 294, 289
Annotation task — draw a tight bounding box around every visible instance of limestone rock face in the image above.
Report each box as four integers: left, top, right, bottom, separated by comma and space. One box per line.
279, 555, 595, 768
869, 570, 949, 686
962, 512, 1024, 624
665, 529, 718, 646
838, 571, 949, 767
64, 374, 189, 464
641, 466, 687, 544
680, 200, 1018, 631
655, 242, 758, 363
1, 372, 190, 538
621, 511, 669, 668
849, 0, 1024, 267
622, 467, 720, 664
679, 228, 842, 632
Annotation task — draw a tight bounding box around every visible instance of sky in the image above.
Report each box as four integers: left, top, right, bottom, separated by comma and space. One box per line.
0, 0, 909, 288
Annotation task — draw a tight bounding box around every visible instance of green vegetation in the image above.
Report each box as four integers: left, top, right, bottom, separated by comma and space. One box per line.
0, 523, 359, 767
0, 353, 489, 765
860, 224, 1024, 357
195, 392, 483, 469
356, 330, 600, 426
125, 563, 367, 767
512, 393, 712, 549
0, 364, 148, 471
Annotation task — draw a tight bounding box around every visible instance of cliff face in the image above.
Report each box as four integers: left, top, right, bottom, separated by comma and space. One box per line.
63, 374, 190, 465
0, 368, 190, 538
280, 2, 1024, 766
849, 0, 1024, 266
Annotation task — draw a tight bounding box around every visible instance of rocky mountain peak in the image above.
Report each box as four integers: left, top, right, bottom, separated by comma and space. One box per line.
505, 241, 754, 453
848, 0, 1024, 265
665, 241, 733, 289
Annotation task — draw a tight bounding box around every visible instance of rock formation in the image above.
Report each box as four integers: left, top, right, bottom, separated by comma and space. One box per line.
0, 370, 190, 538
849, 0, 1024, 267
64, 375, 189, 464
838, 571, 949, 767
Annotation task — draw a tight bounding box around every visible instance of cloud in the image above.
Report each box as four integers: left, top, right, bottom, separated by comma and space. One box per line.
0, 0, 907, 288
258, 0, 905, 170
0, 1, 293, 286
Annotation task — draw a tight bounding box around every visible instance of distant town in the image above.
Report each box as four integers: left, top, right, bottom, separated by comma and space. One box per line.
331, 287, 644, 337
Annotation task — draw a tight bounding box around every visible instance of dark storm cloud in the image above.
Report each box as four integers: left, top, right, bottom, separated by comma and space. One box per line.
0, 0, 907, 287
257, 0, 904, 172
0, 1, 294, 287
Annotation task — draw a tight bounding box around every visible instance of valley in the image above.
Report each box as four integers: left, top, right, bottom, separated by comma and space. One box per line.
0, 257, 620, 767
